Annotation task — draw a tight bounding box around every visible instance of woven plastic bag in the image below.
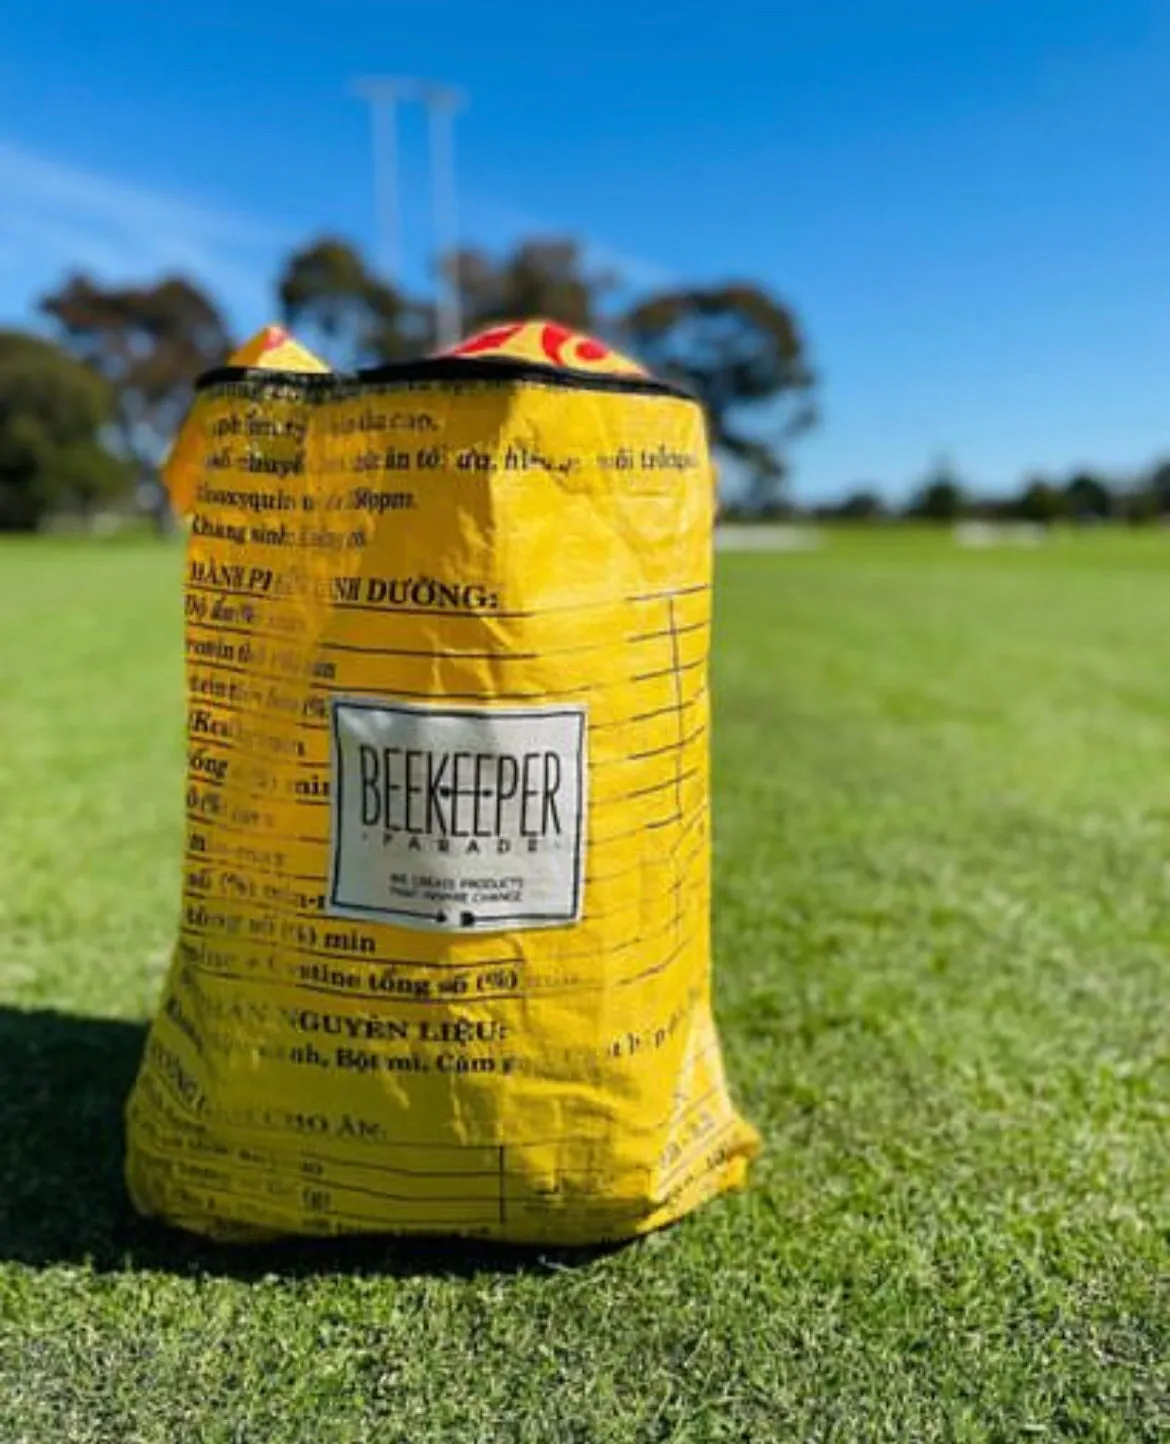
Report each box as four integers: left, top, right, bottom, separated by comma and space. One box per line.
126, 320, 759, 1244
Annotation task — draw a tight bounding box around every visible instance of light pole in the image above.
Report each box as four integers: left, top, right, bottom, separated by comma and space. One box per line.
352, 76, 417, 285
422, 83, 466, 348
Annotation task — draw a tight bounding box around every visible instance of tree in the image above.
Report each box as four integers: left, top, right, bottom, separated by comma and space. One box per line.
1013, 476, 1065, 525
446, 238, 612, 335
277, 238, 432, 368
41, 274, 231, 529
0, 330, 130, 531
1142, 459, 1170, 517
828, 489, 887, 522
621, 285, 816, 514
1120, 485, 1159, 526
907, 460, 968, 523
1064, 470, 1114, 523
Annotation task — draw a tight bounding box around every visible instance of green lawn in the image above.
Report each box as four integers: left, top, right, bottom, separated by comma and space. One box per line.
0, 533, 1166, 1442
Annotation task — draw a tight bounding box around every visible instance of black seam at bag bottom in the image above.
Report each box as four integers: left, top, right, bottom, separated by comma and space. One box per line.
194, 354, 696, 403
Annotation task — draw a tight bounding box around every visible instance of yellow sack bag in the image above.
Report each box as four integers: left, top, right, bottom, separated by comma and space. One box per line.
126, 319, 759, 1245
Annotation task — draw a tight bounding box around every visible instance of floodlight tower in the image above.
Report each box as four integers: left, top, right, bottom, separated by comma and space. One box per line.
352, 76, 418, 284
422, 83, 467, 348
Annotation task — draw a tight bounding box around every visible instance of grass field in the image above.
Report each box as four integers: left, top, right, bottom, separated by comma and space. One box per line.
0, 533, 1166, 1442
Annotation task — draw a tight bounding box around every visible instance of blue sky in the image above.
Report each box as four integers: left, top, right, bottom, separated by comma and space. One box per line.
1, 0, 1167, 500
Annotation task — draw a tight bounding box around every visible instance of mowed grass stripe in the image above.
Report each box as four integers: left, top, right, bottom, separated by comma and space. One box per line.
0, 532, 1165, 1443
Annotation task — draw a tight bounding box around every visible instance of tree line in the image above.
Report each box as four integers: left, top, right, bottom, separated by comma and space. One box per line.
802, 459, 1170, 529
0, 236, 812, 531
2, 234, 1166, 532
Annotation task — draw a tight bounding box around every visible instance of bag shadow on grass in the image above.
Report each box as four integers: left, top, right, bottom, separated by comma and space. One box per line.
0, 1007, 616, 1282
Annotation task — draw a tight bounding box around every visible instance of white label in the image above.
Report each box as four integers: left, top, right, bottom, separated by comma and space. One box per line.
328, 698, 587, 933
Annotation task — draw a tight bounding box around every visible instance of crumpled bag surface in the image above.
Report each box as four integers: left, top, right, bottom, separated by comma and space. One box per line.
126, 319, 759, 1244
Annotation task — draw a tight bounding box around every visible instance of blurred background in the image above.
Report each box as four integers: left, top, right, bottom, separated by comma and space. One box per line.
3, 12, 1169, 1433
0, 0, 1167, 532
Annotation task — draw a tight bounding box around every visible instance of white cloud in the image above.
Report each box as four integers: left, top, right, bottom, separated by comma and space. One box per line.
0, 138, 287, 326
0, 136, 681, 342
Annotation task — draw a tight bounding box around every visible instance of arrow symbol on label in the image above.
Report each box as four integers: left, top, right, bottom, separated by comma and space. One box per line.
387, 907, 452, 925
